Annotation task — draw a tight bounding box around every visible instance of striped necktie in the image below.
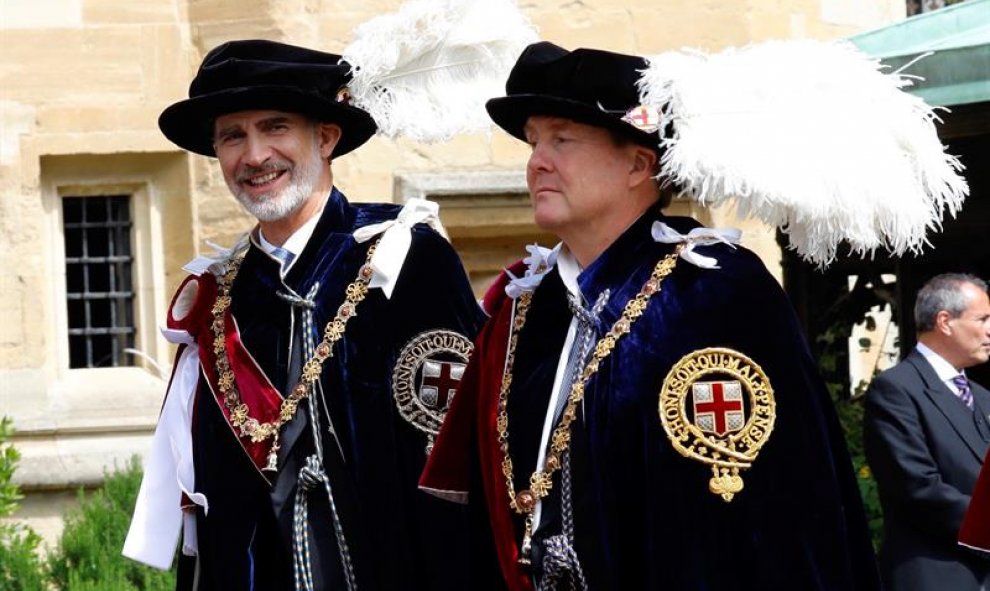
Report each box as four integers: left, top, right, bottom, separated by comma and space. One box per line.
270, 246, 295, 270
951, 374, 974, 410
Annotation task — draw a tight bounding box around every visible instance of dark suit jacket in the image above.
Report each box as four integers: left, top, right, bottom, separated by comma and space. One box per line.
864, 349, 990, 590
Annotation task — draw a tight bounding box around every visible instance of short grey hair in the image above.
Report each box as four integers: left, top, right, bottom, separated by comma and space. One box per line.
914, 273, 989, 332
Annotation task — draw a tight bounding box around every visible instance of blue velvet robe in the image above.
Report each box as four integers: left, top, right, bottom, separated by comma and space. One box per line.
423, 208, 881, 590
177, 189, 485, 590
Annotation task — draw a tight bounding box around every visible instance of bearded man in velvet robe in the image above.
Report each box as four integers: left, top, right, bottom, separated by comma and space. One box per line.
123, 40, 484, 591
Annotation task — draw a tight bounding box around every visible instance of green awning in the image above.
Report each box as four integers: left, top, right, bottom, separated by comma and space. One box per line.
849, 0, 990, 107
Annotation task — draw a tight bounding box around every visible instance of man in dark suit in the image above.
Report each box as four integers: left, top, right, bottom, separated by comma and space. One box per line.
865, 273, 990, 590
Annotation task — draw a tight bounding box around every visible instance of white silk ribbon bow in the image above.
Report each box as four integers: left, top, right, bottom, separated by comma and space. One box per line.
505, 243, 560, 299
352, 198, 446, 299
182, 237, 249, 276
651, 222, 742, 269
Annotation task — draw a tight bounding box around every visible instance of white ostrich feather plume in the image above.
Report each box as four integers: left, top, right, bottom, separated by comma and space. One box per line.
637, 40, 968, 266
343, 0, 537, 142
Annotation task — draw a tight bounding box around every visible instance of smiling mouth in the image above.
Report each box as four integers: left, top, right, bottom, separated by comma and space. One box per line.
245, 170, 285, 187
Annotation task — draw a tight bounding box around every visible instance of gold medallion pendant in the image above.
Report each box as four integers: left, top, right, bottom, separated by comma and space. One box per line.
658, 347, 776, 501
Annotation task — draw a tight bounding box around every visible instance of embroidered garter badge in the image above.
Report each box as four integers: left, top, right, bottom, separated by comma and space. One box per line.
658, 347, 776, 502
392, 329, 474, 454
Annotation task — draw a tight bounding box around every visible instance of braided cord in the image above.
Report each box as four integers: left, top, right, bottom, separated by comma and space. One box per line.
292, 456, 358, 591
537, 449, 588, 591
290, 281, 357, 590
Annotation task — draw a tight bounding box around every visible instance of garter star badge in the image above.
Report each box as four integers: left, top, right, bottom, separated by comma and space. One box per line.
392, 329, 474, 454
658, 347, 775, 502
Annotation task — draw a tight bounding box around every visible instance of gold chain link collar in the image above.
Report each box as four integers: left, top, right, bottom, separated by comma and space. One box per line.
211, 239, 380, 471
496, 246, 681, 563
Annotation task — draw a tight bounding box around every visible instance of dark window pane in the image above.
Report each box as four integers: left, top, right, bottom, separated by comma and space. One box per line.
90, 334, 113, 367
89, 299, 110, 327
86, 227, 109, 257
89, 263, 109, 293
115, 225, 132, 256
66, 299, 86, 329
68, 334, 88, 368
64, 227, 83, 258
63, 197, 83, 224
85, 198, 108, 223
109, 198, 130, 222
66, 263, 84, 293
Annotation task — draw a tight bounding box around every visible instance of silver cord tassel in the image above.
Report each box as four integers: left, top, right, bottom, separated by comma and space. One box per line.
292, 454, 358, 591
537, 450, 588, 591
535, 290, 605, 591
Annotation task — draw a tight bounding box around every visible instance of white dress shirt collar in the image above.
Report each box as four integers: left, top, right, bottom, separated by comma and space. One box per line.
256, 203, 324, 275
556, 244, 582, 300
916, 342, 969, 399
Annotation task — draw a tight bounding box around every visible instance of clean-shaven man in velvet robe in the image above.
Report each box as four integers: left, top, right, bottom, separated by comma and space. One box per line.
421, 42, 881, 591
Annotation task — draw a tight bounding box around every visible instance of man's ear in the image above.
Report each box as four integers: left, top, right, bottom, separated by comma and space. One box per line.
317, 123, 343, 161
628, 146, 658, 189
935, 310, 954, 335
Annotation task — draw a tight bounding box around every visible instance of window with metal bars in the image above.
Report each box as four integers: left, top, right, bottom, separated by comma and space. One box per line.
62, 195, 136, 368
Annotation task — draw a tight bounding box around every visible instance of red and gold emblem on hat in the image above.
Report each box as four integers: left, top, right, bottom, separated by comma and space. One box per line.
621, 104, 661, 133
335, 85, 353, 105
392, 329, 474, 454
659, 347, 776, 501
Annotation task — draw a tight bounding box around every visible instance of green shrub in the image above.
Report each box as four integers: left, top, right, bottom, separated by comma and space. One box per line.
47, 457, 175, 591
0, 418, 22, 519
0, 523, 47, 591
0, 417, 47, 591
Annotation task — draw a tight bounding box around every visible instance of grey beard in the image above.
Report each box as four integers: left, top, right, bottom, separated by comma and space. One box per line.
229, 146, 324, 222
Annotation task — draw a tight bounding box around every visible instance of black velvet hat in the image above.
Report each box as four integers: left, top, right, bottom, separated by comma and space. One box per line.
486, 42, 660, 149
158, 40, 377, 158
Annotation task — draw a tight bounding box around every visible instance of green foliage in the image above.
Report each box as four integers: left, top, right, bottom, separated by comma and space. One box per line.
0, 417, 47, 591
47, 457, 175, 591
0, 418, 23, 518
0, 523, 47, 591
1, 419, 177, 590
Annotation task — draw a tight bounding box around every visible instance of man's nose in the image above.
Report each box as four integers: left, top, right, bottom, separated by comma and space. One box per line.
527, 142, 553, 173
242, 133, 271, 167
